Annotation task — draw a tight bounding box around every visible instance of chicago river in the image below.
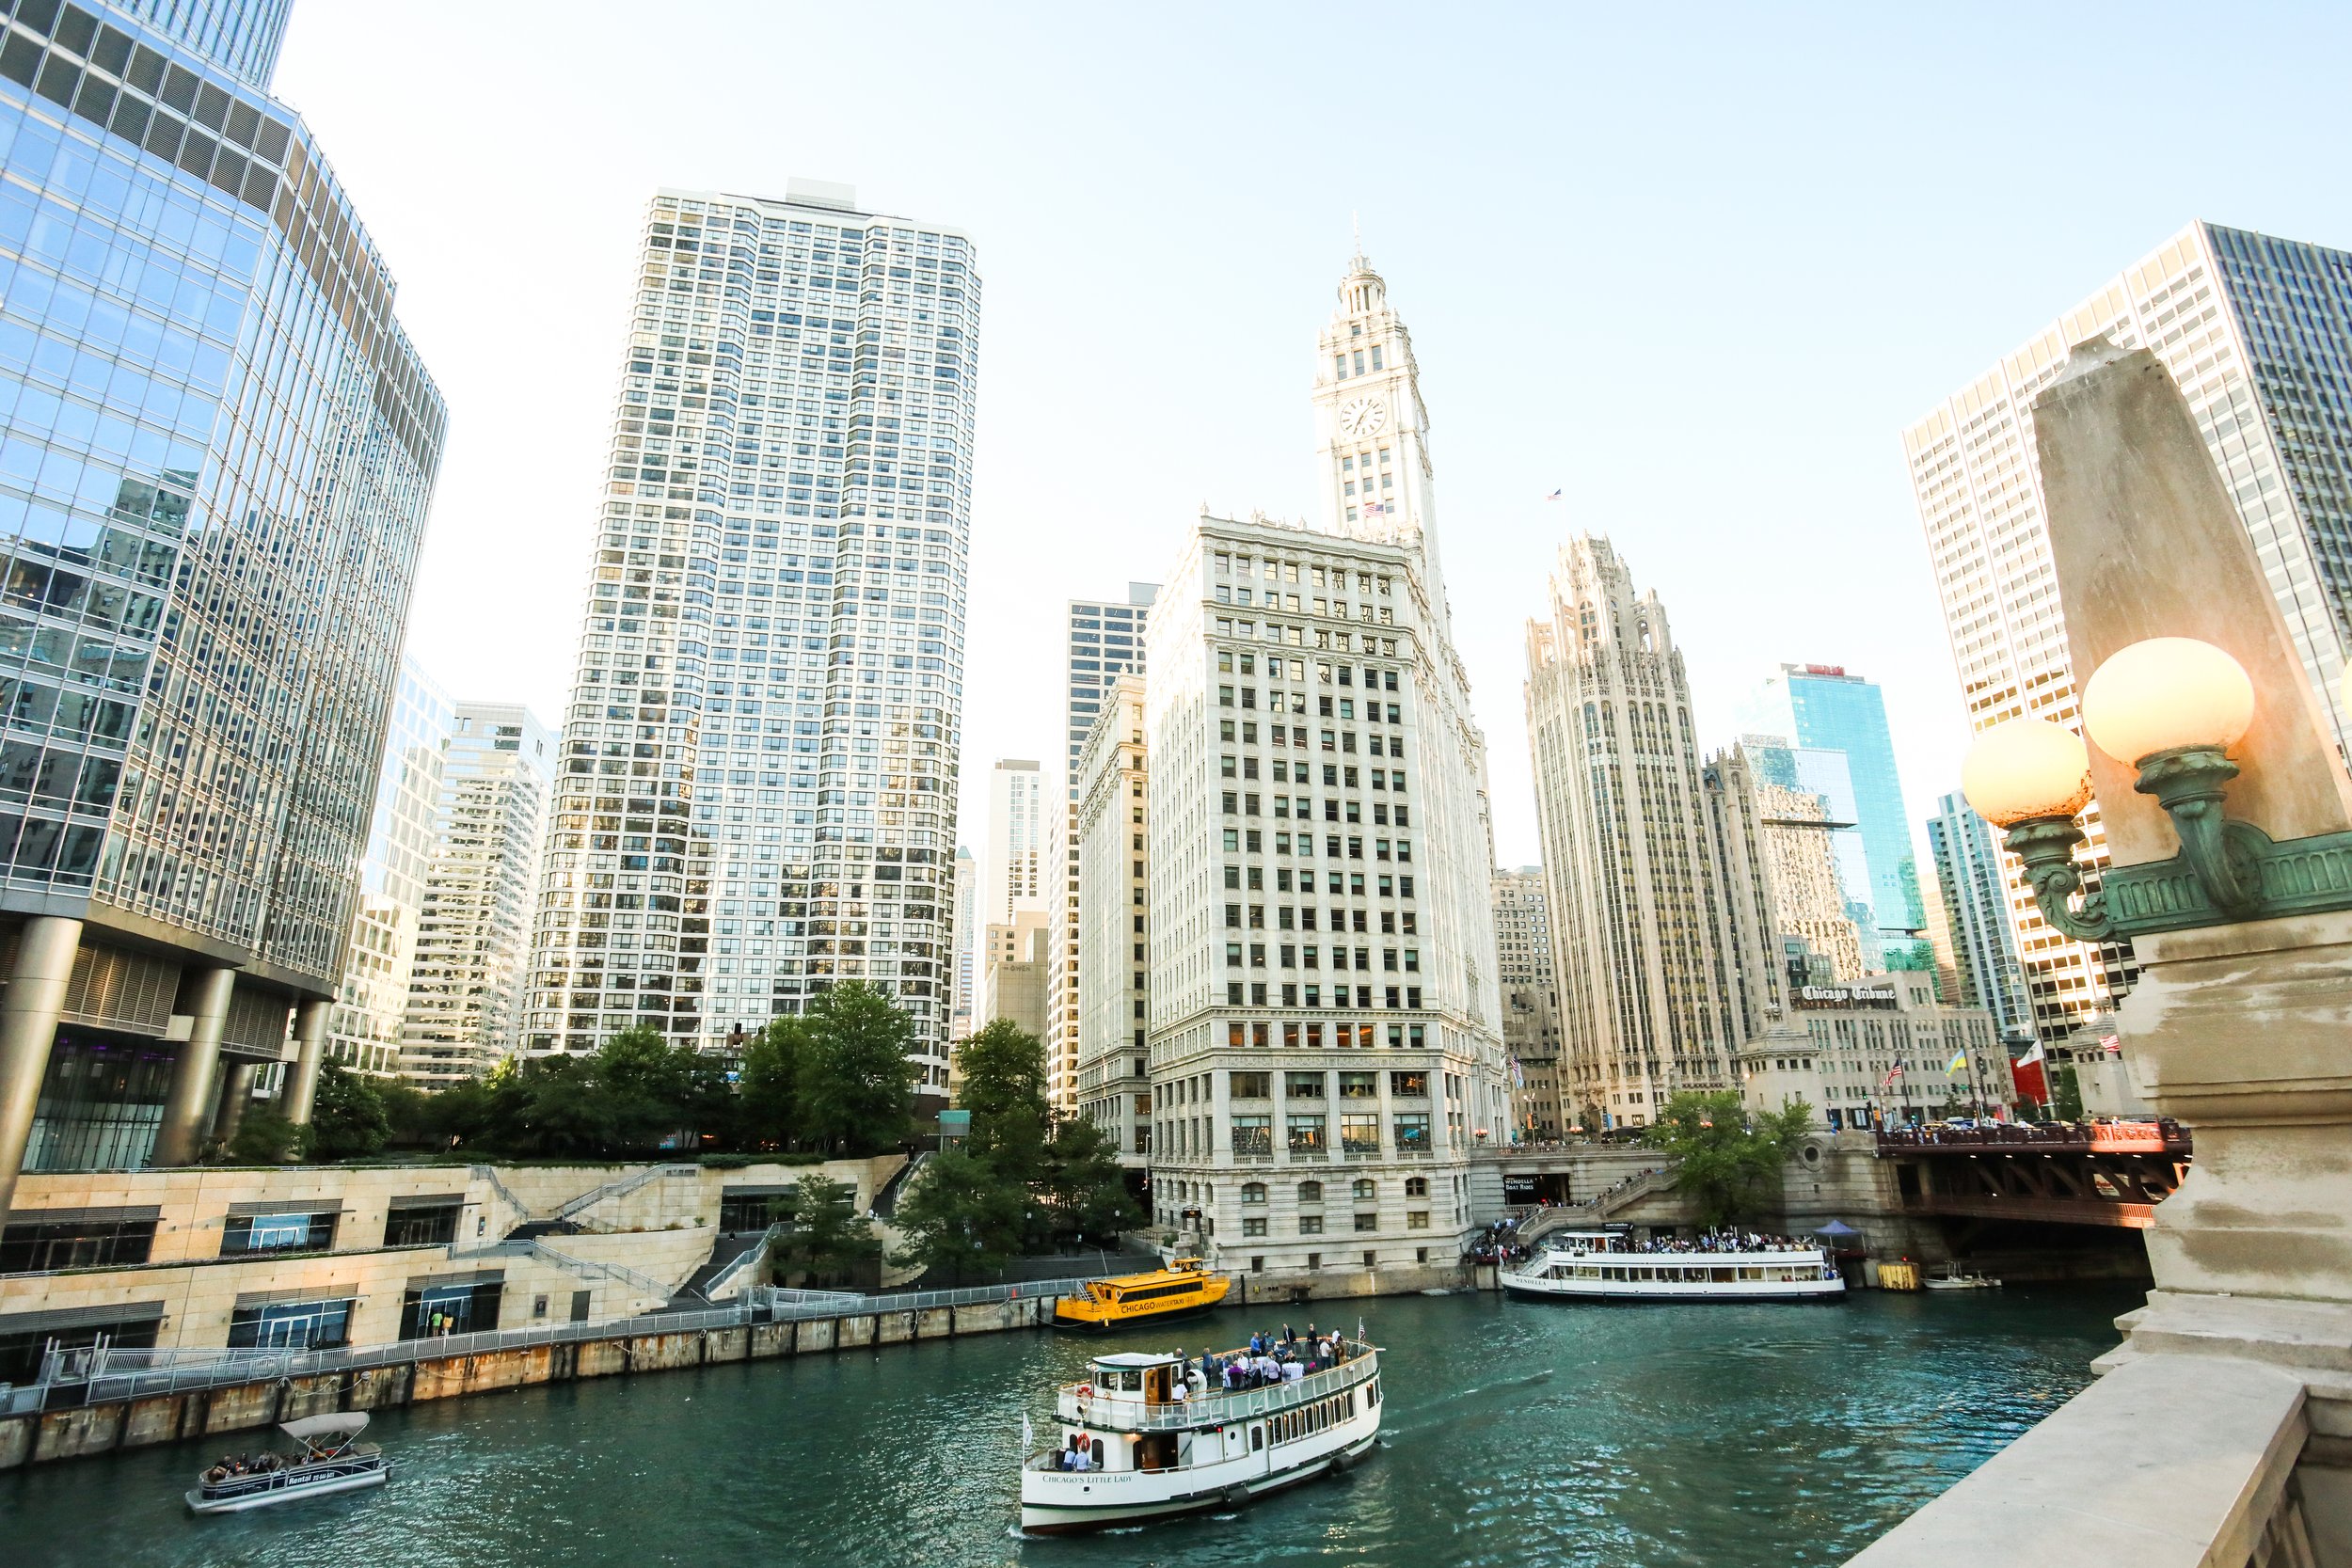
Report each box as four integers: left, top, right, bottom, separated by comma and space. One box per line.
1, 1287, 2132, 1567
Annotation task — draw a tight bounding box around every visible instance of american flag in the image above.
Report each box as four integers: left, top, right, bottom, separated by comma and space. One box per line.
1879, 1061, 1906, 1091
1542, 488, 1563, 501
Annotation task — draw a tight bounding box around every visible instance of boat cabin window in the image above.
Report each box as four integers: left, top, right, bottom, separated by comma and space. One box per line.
1251, 1425, 1263, 1451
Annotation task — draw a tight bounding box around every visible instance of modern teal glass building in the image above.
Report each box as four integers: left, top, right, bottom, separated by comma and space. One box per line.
0, 0, 444, 1212
1740, 664, 1928, 974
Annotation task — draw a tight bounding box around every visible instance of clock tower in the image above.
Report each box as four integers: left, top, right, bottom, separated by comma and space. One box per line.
1312, 242, 1454, 636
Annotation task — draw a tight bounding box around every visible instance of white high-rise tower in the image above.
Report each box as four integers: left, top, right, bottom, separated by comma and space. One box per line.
1135, 249, 1509, 1280
522, 182, 977, 1100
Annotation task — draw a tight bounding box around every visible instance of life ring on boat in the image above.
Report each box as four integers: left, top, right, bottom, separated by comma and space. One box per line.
1076, 1383, 1092, 1398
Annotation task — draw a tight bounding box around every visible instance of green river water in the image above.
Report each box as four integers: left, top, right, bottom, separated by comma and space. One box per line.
0, 1283, 2137, 1568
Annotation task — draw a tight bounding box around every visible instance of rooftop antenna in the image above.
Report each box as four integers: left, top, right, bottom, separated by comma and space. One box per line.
1351, 212, 1365, 266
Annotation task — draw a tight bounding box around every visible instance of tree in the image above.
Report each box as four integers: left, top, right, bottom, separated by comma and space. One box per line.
955, 1019, 1051, 1174
227, 1106, 308, 1164
887, 1147, 1026, 1283
798, 983, 917, 1155
1642, 1090, 1813, 1228
773, 1172, 880, 1286
519, 1053, 619, 1155
2050, 1063, 2085, 1122
739, 1016, 813, 1150
1040, 1116, 1142, 1247
308, 1063, 391, 1161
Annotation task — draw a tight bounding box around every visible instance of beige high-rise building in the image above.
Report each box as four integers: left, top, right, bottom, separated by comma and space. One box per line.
1138, 246, 1509, 1277
1526, 537, 1772, 1128
400, 701, 557, 1087
1903, 222, 2352, 1043
1491, 867, 1562, 1140
1074, 673, 1152, 1163
1046, 586, 1156, 1115
979, 911, 1050, 1044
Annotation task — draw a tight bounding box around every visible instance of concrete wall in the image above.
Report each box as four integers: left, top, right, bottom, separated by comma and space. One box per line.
2, 1157, 903, 1353
0, 1291, 1065, 1471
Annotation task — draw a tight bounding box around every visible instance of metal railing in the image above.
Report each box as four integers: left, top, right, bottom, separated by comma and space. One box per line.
554, 1163, 699, 1222
10, 1276, 1108, 1409
450, 1237, 693, 1305
469, 1164, 533, 1230
700, 1225, 782, 1300
1054, 1344, 1380, 1433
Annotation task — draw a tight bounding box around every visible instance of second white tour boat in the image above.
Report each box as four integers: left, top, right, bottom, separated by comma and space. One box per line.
1502, 1230, 1847, 1303
1018, 1337, 1383, 1533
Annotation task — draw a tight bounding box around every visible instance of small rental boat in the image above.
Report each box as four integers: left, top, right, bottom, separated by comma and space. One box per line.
1019, 1336, 1383, 1533
1501, 1230, 1847, 1303
1923, 1266, 2002, 1291
185, 1413, 391, 1513
1053, 1257, 1232, 1331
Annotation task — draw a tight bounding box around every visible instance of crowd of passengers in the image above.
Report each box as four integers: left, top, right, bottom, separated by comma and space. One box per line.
1620, 1229, 1812, 1254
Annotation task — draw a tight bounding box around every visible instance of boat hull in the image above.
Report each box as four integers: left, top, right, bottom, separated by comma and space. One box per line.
185, 1463, 390, 1513
1502, 1275, 1846, 1304
1052, 1297, 1224, 1332
1019, 1430, 1376, 1533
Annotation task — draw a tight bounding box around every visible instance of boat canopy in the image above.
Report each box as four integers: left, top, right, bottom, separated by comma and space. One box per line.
280, 1413, 370, 1442
1091, 1352, 1182, 1370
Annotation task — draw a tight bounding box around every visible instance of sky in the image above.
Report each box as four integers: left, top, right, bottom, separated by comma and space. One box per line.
273, 0, 2352, 870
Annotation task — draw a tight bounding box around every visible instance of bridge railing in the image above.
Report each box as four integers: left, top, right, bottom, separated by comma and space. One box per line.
1872, 1119, 2189, 1155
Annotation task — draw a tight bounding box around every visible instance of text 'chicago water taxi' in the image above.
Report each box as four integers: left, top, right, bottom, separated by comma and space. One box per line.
1018, 1335, 1383, 1533
1052, 1256, 1231, 1331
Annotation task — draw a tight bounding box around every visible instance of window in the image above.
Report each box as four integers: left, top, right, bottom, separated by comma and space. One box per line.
1406, 1176, 1428, 1196
1390, 1070, 1428, 1097
400, 1279, 502, 1338
1243, 1217, 1267, 1237
1241, 1182, 1267, 1204
228, 1297, 354, 1351
1352, 1179, 1375, 1200
1298, 1215, 1324, 1235
1231, 1116, 1272, 1156
1285, 1071, 1325, 1098
1297, 1180, 1324, 1203
1342, 1113, 1380, 1153
1, 1212, 156, 1273
382, 1199, 463, 1248
1287, 1114, 1327, 1153
1407, 1211, 1431, 1229
1230, 1071, 1271, 1098
221, 1210, 338, 1256
1354, 1213, 1378, 1233
1393, 1114, 1431, 1151
1339, 1071, 1377, 1098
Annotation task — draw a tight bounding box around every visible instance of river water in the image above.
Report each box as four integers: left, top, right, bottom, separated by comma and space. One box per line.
2, 1284, 2137, 1567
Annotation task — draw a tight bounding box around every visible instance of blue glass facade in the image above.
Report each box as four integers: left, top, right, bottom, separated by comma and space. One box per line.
0, 0, 443, 1189
1742, 666, 1927, 971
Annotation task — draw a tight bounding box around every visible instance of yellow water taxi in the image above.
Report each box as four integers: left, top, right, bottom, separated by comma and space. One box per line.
1053, 1258, 1232, 1331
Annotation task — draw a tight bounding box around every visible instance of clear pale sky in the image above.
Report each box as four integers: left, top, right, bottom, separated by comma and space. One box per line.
274, 1, 2352, 868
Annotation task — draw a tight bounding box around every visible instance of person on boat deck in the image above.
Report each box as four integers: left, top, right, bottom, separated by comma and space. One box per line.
1248, 1331, 1264, 1354
1169, 1376, 1187, 1403
1280, 1322, 1295, 1344
1073, 1442, 1093, 1472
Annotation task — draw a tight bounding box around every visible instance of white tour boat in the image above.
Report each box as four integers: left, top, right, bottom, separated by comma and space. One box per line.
1019, 1338, 1383, 1533
1501, 1230, 1847, 1303
1923, 1266, 2002, 1291
185, 1413, 391, 1513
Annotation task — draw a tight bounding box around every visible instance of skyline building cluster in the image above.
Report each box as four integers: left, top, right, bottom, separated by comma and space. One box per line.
0, 0, 2344, 1233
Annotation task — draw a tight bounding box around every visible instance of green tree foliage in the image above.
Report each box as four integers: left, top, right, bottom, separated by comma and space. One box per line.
1641, 1090, 1813, 1227
887, 1147, 1027, 1283
772, 1172, 880, 1286
1041, 1116, 1142, 1246
954, 1019, 1051, 1173
227, 1106, 308, 1164
738, 1015, 812, 1150
798, 982, 918, 1156
2050, 1063, 2085, 1122
308, 1063, 391, 1161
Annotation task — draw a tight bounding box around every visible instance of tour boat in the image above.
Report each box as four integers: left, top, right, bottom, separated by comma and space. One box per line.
1501, 1230, 1847, 1303
1923, 1266, 2002, 1291
1018, 1338, 1383, 1532
1052, 1257, 1232, 1331
185, 1413, 391, 1513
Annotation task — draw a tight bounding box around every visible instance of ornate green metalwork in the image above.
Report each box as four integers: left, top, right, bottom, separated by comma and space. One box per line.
2003, 739, 2352, 941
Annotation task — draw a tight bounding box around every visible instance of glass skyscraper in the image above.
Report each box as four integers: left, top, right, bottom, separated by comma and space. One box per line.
0, 0, 446, 1210
522, 182, 976, 1101
1738, 664, 1928, 973
1924, 790, 2030, 1043
1905, 221, 2352, 1041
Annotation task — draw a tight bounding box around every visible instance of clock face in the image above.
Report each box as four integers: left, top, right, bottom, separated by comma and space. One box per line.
1338, 397, 1387, 439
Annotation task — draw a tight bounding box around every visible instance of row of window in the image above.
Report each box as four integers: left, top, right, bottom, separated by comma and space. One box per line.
1222, 982, 1425, 1009
1221, 941, 1418, 972
0, 1201, 464, 1272
1228, 1114, 1431, 1154
1228, 1070, 1427, 1099
1220, 828, 1411, 863
1242, 1212, 1426, 1236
